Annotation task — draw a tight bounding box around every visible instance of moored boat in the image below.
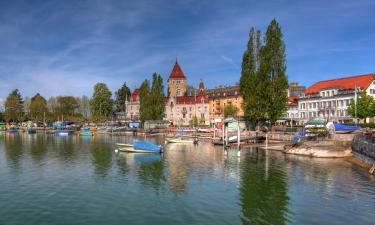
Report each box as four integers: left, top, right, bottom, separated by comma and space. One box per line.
116, 140, 162, 153
79, 131, 95, 136
56, 130, 73, 136
165, 137, 197, 144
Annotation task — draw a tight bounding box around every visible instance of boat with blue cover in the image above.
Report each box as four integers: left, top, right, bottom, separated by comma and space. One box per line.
116, 140, 162, 153
334, 123, 361, 134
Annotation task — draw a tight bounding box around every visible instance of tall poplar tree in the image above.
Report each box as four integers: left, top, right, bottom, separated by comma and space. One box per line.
139, 79, 151, 122
240, 19, 288, 125
139, 73, 165, 122
240, 27, 264, 125
150, 73, 165, 120
261, 19, 288, 124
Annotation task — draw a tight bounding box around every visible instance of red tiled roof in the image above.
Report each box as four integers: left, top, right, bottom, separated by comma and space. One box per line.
169, 61, 186, 79
305, 74, 375, 95
165, 93, 209, 105
130, 89, 141, 102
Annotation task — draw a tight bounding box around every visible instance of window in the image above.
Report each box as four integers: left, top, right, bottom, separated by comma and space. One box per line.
331, 90, 334, 96
322, 92, 325, 97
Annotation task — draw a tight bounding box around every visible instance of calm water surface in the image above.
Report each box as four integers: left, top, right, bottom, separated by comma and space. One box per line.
0, 133, 374, 225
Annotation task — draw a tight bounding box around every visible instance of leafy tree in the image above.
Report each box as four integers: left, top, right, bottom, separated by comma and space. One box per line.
261, 19, 288, 124
114, 82, 131, 112
223, 104, 239, 118
56, 96, 79, 117
240, 19, 288, 126
150, 73, 165, 120
139, 79, 151, 122
90, 83, 113, 119
240, 27, 264, 125
4, 89, 24, 122
139, 73, 165, 122
29, 93, 48, 121
348, 91, 374, 123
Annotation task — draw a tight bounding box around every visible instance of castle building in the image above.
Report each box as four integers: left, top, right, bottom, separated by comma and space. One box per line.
164, 62, 209, 126
168, 60, 187, 97
125, 88, 141, 120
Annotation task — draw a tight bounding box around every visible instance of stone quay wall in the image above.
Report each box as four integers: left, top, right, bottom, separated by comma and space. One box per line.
352, 134, 375, 165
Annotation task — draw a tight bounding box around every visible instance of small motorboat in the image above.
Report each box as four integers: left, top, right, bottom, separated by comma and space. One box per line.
117, 147, 158, 153
56, 130, 73, 136
116, 143, 133, 147
165, 137, 196, 144
116, 140, 162, 153
79, 131, 95, 136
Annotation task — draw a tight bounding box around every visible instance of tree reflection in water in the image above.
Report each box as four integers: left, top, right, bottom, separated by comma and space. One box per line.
136, 154, 165, 190
89, 140, 113, 178
3, 133, 24, 170
239, 149, 289, 225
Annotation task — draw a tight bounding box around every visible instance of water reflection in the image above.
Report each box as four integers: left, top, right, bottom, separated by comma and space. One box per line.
0, 134, 374, 225
3, 133, 24, 170
89, 139, 113, 178
239, 149, 289, 225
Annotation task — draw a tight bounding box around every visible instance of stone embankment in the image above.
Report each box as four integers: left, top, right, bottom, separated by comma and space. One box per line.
352, 134, 375, 165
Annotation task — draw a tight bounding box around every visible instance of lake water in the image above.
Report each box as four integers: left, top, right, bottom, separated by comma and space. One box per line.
0, 133, 374, 225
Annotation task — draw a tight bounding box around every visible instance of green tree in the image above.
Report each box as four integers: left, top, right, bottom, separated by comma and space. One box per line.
29, 93, 48, 121
240, 27, 264, 125
150, 73, 165, 120
4, 89, 24, 122
240, 19, 288, 126
139, 79, 151, 122
55, 96, 79, 120
348, 91, 374, 123
261, 19, 288, 124
139, 73, 165, 122
90, 83, 113, 119
223, 104, 239, 118
114, 82, 131, 112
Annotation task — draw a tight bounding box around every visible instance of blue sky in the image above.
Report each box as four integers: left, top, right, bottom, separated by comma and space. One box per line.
0, 0, 375, 102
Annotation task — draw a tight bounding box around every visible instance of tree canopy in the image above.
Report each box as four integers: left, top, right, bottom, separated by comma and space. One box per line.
90, 83, 113, 119
240, 19, 288, 126
29, 93, 48, 121
4, 89, 24, 122
114, 82, 131, 112
348, 91, 374, 123
139, 73, 165, 122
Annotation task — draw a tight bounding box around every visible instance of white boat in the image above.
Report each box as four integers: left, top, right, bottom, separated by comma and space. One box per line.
165, 137, 195, 144
117, 147, 157, 153
116, 143, 133, 147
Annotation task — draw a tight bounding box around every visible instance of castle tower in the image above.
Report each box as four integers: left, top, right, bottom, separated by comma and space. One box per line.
168, 60, 187, 97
